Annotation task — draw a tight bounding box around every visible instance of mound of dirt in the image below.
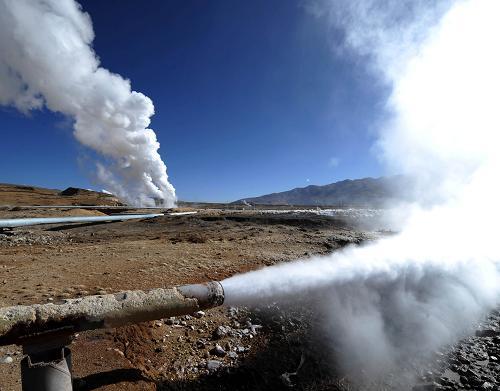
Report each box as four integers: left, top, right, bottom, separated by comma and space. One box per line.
59, 208, 107, 217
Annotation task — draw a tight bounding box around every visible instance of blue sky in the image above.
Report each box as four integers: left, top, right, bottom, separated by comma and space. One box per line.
0, 0, 389, 202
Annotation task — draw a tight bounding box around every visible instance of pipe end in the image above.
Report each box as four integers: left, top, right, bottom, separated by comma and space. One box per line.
177, 281, 224, 309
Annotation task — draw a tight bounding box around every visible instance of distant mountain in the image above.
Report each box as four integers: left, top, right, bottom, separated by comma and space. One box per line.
234, 176, 410, 207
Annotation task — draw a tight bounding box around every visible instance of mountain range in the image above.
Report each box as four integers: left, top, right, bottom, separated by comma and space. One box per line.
234, 176, 409, 207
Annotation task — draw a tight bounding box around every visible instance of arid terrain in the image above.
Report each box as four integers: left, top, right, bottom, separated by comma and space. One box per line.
0, 186, 499, 390
0, 184, 123, 207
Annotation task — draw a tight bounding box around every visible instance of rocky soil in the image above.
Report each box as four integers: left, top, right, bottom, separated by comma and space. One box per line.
0, 204, 498, 390
412, 311, 500, 391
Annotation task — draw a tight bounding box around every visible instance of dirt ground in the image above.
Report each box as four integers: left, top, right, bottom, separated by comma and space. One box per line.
1, 197, 499, 391
0, 204, 375, 391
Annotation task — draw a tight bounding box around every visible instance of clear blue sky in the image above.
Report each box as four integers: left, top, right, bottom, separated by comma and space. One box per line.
0, 0, 389, 202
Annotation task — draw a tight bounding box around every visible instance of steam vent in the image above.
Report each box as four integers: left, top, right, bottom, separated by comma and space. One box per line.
1, 0, 500, 390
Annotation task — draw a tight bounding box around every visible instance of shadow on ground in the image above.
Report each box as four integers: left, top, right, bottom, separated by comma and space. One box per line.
74, 368, 150, 390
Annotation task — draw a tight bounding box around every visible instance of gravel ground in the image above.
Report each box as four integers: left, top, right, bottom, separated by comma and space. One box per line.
0, 207, 498, 390
412, 310, 500, 391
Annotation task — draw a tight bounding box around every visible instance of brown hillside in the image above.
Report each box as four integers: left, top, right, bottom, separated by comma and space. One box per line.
0, 183, 123, 206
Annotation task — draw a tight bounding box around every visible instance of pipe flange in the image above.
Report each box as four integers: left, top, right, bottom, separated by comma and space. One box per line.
177, 281, 225, 309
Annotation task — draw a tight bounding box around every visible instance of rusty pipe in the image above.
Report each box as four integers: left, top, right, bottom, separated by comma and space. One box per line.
0, 281, 224, 347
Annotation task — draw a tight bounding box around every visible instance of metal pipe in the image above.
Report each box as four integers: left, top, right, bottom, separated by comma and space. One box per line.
0, 213, 164, 228
0, 205, 168, 210
0, 281, 224, 347
167, 211, 198, 216
21, 347, 72, 391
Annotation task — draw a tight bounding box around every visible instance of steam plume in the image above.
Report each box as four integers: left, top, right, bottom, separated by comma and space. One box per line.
223, 0, 500, 380
0, 0, 176, 207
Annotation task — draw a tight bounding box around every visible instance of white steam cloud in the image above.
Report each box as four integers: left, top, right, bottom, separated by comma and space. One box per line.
223, 0, 500, 380
0, 0, 176, 207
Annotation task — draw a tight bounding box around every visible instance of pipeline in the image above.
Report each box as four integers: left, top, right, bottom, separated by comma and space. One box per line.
0, 281, 224, 347
0, 213, 164, 229
0, 205, 168, 210
0, 281, 224, 390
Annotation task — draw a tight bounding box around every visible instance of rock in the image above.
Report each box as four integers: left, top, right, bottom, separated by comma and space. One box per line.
441, 369, 460, 383
194, 311, 205, 318
210, 344, 226, 357
213, 325, 230, 340
250, 324, 262, 335
207, 360, 222, 372
458, 355, 470, 365
228, 351, 238, 359
465, 368, 480, 380
228, 307, 239, 318
482, 382, 494, 390
0, 356, 13, 364
196, 339, 206, 349
165, 317, 177, 325
436, 377, 452, 387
